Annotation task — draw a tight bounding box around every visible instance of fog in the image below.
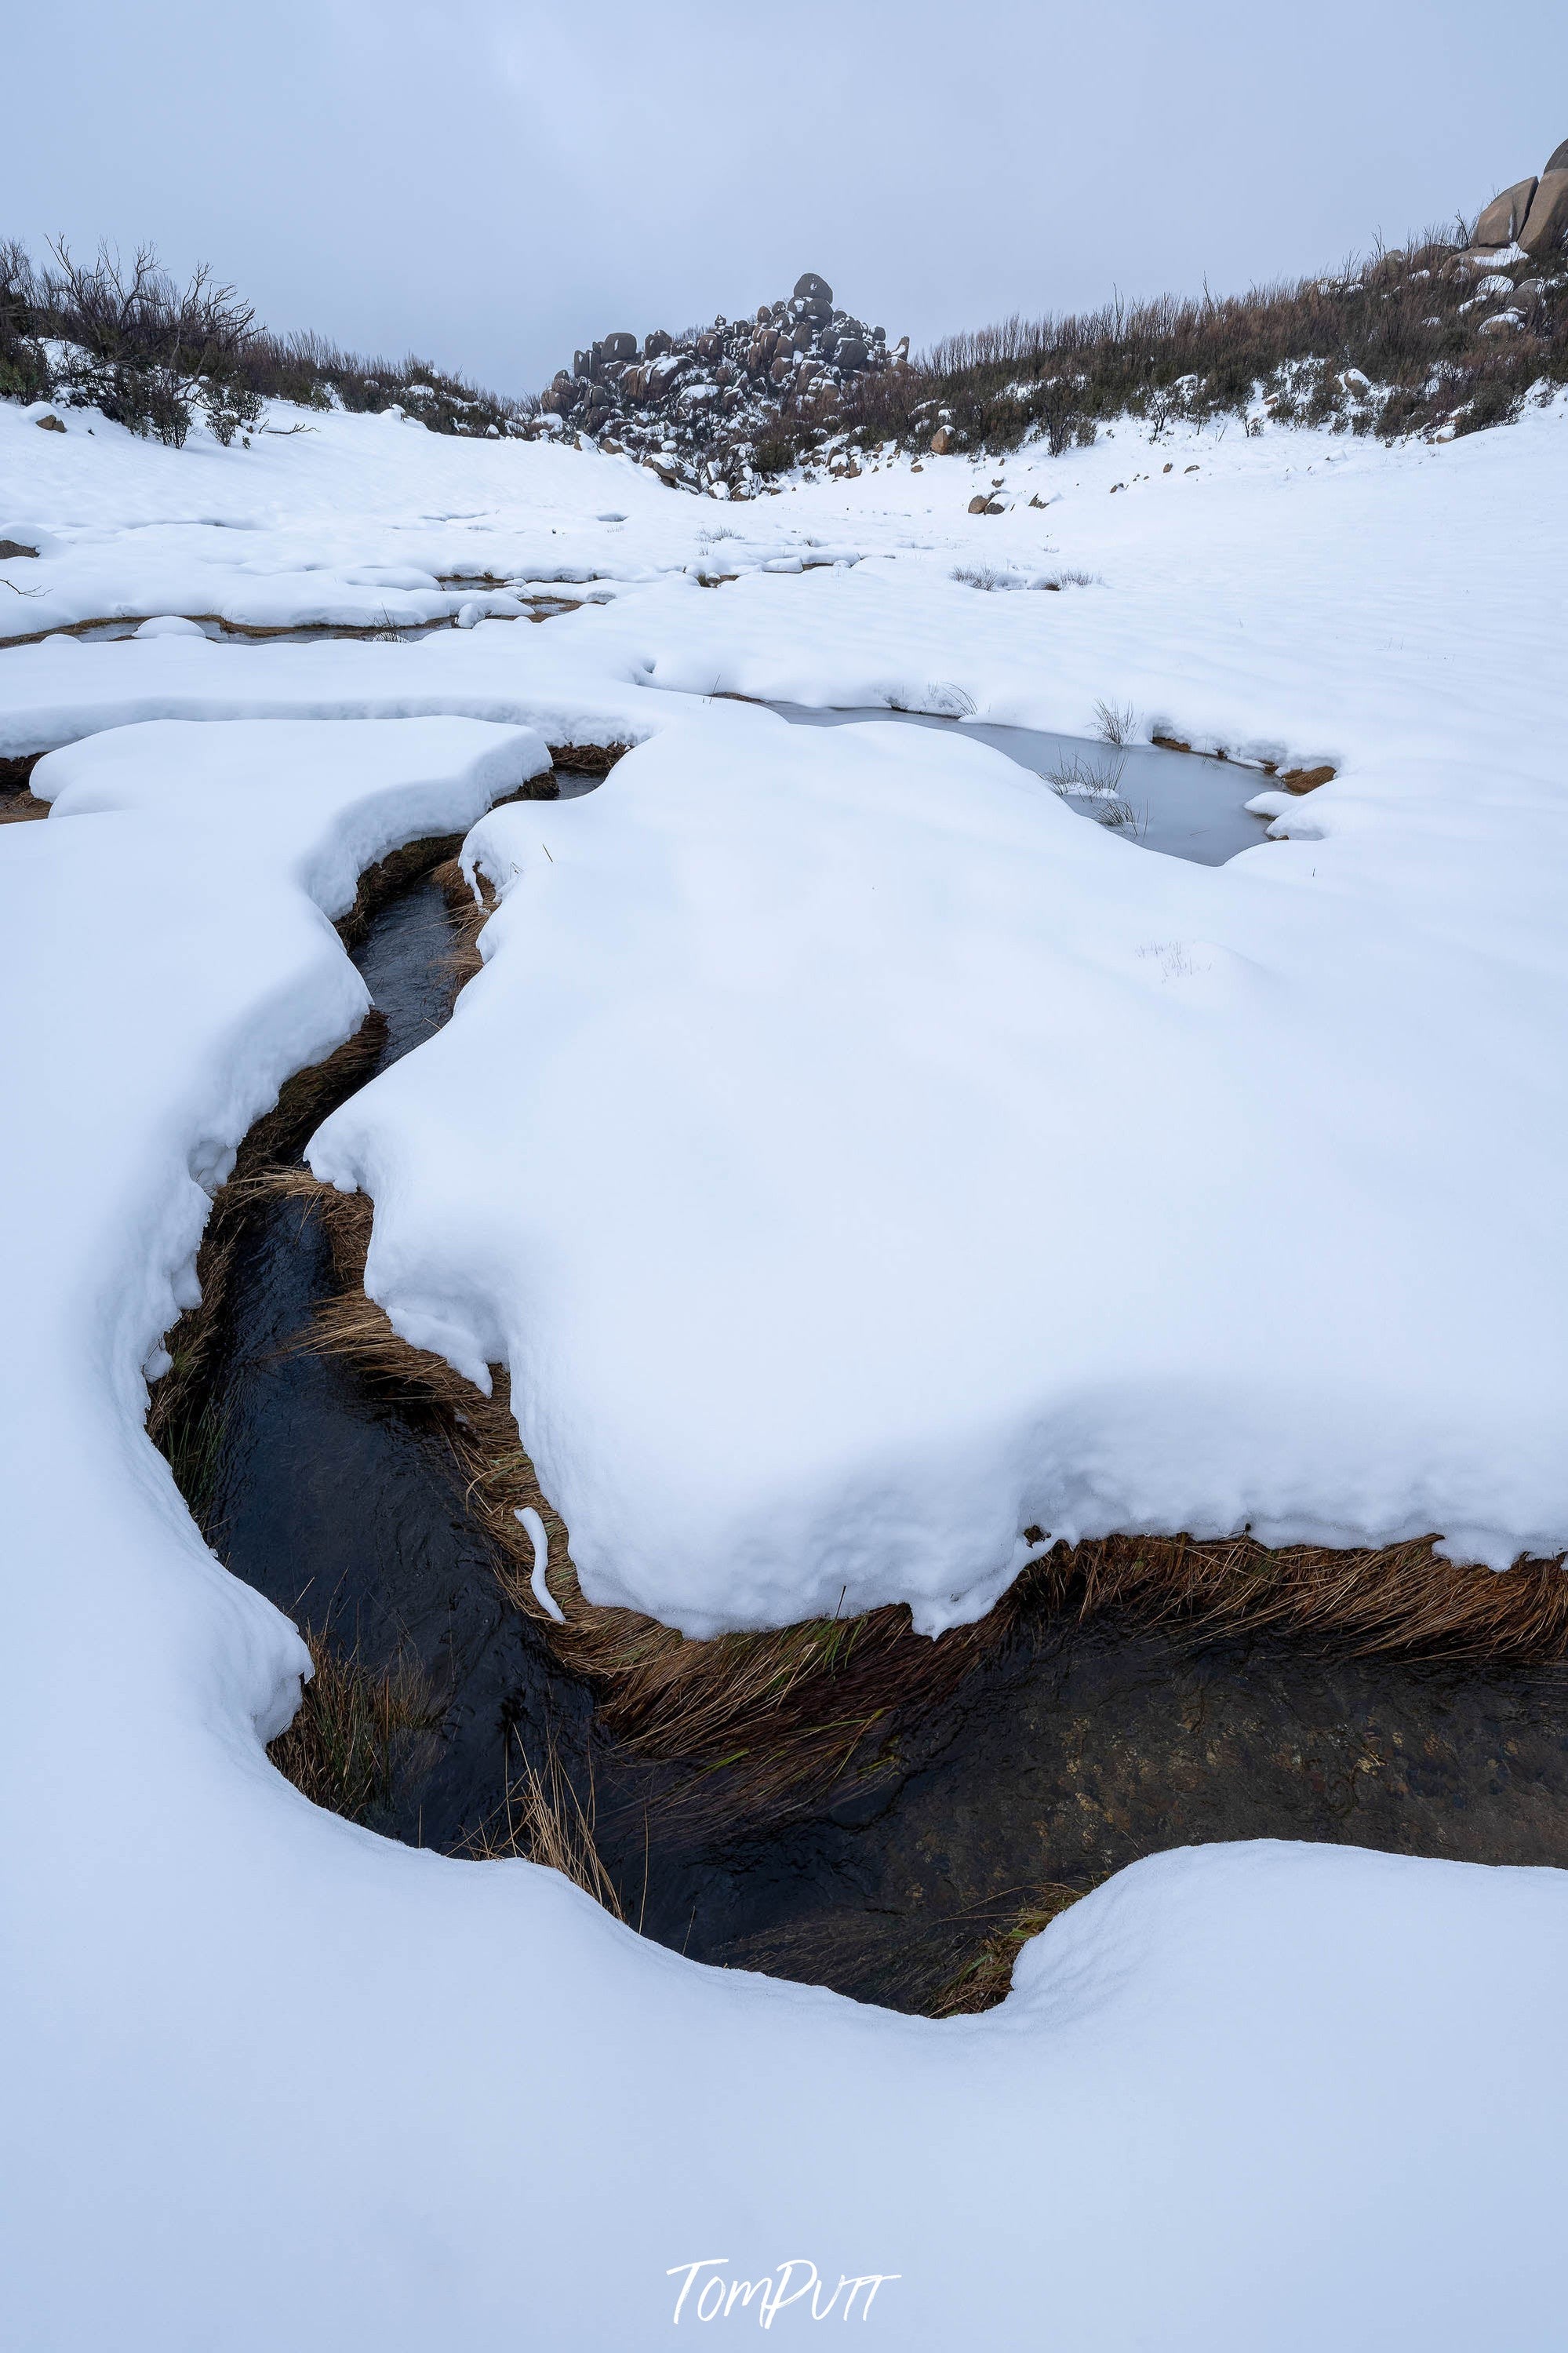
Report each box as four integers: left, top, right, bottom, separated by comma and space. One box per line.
7, 0, 1566, 395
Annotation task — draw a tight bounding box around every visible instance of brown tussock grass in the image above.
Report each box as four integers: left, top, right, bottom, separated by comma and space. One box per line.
460, 1732, 624, 1914
146, 1014, 388, 1519
0, 789, 49, 822
268, 1627, 442, 1823
930, 1883, 1090, 2016
1038, 1528, 1568, 1664
546, 741, 629, 776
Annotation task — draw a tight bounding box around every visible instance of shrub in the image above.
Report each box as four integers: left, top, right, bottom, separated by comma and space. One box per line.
842, 224, 1568, 455
0, 235, 533, 444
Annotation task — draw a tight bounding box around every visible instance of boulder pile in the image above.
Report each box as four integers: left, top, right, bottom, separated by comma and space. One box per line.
537, 273, 908, 496
1464, 138, 1568, 263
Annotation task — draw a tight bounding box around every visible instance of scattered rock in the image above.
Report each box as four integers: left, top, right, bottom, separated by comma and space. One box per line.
930, 426, 954, 454
35, 413, 65, 433
1475, 178, 1537, 246
1279, 764, 1336, 793
1520, 169, 1568, 259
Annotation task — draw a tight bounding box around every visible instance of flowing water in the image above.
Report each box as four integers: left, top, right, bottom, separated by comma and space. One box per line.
182, 759, 1568, 2016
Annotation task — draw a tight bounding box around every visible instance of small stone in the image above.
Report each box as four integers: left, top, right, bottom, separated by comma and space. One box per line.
1520, 170, 1568, 258
930, 426, 954, 454
35, 413, 65, 433
1475, 178, 1537, 246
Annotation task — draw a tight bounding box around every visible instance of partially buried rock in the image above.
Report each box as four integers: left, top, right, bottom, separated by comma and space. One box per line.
930, 426, 954, 454
35, 413, 65, 433
0, 539, 38, 559
1475, 177, 1537, 246
1520, 170, 1568, 258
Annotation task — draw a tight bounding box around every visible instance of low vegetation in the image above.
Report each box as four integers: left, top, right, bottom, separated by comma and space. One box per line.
843, 224, 1568, 460
269, 1631, 442, 1824
1, 236, 532, 446
6, 210, 1563, 471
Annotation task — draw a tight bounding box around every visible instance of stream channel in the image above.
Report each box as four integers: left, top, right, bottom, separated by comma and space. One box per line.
178, 723, 1568, 2015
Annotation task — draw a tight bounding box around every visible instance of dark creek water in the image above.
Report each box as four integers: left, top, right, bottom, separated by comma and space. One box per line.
65, 604, 579, 647
767, 701, 1275, 864
188, 803, 1568, 2016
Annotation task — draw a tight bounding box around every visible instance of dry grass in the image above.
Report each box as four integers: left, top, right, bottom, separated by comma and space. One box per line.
268, 1628, 442, 1822
0, 789, 49, 822
460, 1733, 624, 1914
1039, 1529, 1568, 1664
545, 741, 630, 777
848, 224, 1568, 457
931, 1884, 1088, 2016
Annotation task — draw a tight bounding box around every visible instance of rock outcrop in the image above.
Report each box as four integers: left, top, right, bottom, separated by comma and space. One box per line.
537, 273, 908, 495
1472, 144, 1568, 259
1520, 170, 1568, 260
1474, 178, 1537, 247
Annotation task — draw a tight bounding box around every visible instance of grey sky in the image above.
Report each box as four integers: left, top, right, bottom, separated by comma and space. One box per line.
8, 0, 1567, 397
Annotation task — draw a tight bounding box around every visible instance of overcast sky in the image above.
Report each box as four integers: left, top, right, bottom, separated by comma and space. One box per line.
9, 1, 1567, 395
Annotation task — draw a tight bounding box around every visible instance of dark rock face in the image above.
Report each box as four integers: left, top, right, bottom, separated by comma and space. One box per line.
535, 273, 904, 496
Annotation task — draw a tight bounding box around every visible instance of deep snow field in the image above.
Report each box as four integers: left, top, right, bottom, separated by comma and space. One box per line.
3, 386, 1568, 2347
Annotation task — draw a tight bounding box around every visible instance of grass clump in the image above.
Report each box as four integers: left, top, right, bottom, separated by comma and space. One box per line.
932, 1885, 1086, 2015
269, 1631, 442, 1823
461, 1733, 624, 1915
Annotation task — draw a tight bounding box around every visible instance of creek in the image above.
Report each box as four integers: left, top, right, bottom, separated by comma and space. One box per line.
176, 752, 1568, 2016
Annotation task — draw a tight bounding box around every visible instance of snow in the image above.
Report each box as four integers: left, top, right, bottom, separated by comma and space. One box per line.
5, 384, 1568, 2344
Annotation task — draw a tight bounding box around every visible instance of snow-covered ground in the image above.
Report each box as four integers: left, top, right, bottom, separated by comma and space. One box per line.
4, 389, 1568, 2346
